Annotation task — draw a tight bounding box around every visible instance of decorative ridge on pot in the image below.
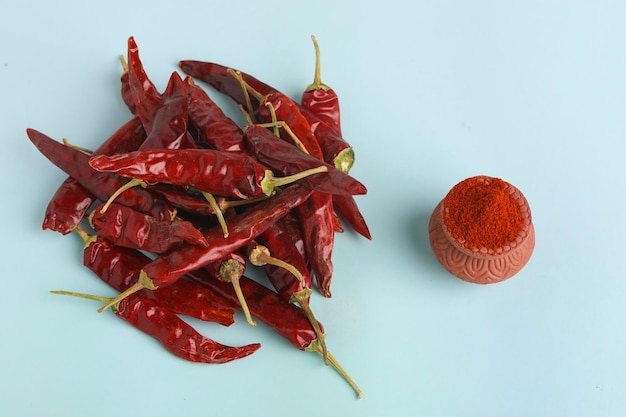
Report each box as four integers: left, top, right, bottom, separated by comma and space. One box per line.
428, 175, 535, 284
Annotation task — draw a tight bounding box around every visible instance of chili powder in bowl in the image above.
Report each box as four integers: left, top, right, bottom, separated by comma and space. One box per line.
428, 176, 535, 284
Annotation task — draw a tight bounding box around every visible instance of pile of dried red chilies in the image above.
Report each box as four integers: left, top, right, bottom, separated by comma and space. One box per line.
27, 36, 370, 398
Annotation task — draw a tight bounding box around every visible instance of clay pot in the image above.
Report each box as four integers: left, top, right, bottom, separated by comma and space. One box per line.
428, 176, 535, 284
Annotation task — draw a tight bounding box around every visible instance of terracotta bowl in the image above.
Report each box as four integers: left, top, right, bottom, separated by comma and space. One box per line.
428, 176, 535, 284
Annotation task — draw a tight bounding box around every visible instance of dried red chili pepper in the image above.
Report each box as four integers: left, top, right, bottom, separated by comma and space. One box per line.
51, 290, 259, 364
89, 148, 327, 200
306, 113, 355, 173
42, 116, 147, 235
243, 123, 365, 196
301, 35, 342, 136
118, 55, 136, 115
186, 76, 247, 153
42, 178, 95, 235
179, 60, 355, 173
296, 192, 336, 297
179, 60, 272, 111
27, 128, 175, 222
251, 223, 328, 362
88, 202, 208, 254
96, 184, 314, 313
138, 71, 196, 150
127, 36, 162, 131
75, 226, 236, 325
332, 194, 372, 240
187, 268, 362, 398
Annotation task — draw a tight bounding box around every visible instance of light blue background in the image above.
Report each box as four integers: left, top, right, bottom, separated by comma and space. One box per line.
2, 1, 625, 416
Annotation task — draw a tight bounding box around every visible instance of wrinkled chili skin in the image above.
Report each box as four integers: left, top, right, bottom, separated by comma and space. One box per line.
42, 117, 147, 234
302, 88, 341, 136
127, 36, 162, 132
141, 184, 314, 289
90, 148, 269, 200
332, 194, 371, 240
304, 111, 353, 172
89, 202, 208, 254
139, 71, 197, 151
297, 192, 335, 297
188, 268, 321, 350
27, 128, 175, 221
115, 293, 260, 363
186, 76, 247, 153
258, 219, 313, 303
244, 124, 365, 196
83, 234, 236, 325
179, 60, 273, 110
255, 93, 325, 161
43, 178, 94, 235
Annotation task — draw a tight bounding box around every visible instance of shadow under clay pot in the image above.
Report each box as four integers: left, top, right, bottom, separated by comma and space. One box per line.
428, 176, 535, 284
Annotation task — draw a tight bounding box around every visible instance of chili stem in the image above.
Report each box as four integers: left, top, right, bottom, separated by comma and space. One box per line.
100, 178, 147, 214
248, 245, 306, 287
256, 121, 310, 155
218, 195, 272, 210
96, 271, 156, 313
119, 54, 128, 73
50, 290, 113, 304
62, 138, 93, 154
324, 350, 363, 399
306, 339, 362, 398
290, 290, 328, 365
198, 190, 229, 238
74, 225, 97, 248
227, 69, 257, 123
264, 102, 280, 137
261, 165, 327, 196
306, 35, 330, 92
219, 259, 256, 326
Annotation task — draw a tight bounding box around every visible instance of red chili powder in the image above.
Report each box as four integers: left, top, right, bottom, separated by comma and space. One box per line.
442, 176, 525, 250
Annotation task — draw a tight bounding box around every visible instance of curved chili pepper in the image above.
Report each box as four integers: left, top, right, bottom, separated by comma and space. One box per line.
88, 202, 208, 254
76, 227, 236, 325
139, 71, 196, 150
187, 268, 362, 398
333, 194, 372, 240
186, 76, 247, 153
251, 222, 328, 362
52, 290, 259, 364
179, 60, 272, 111
127, 36, 162, 131
243, 124, 366, 196
301, 35, 342, 136
296, 192, 336, 297
116, 294, 260, 363
89, 148, 327, 200
42, 117, 147, 235
27, 128, 175, 222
